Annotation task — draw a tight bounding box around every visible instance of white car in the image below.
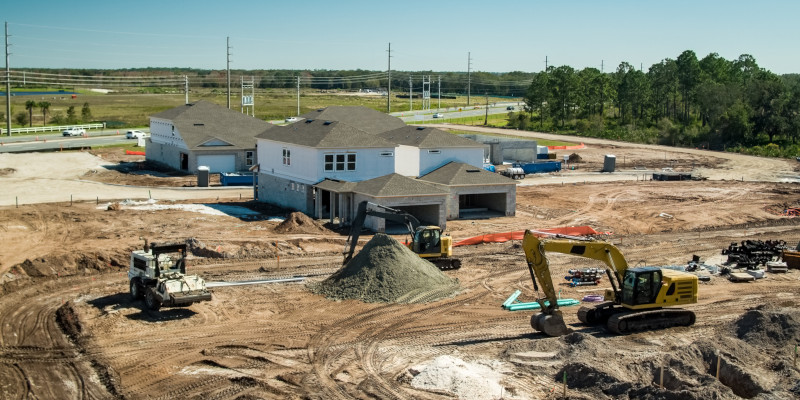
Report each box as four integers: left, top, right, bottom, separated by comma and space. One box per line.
433, 113, 444, 118
126, 130, 146, 139
62, 127, 86, 137
285, 117, 300, 123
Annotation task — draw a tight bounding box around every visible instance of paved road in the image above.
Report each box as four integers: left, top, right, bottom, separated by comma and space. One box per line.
392, 101, 522, 123
0, 129, 149, 153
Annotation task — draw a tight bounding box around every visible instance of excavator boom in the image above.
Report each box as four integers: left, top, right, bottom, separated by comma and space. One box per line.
520, 230, 697, 336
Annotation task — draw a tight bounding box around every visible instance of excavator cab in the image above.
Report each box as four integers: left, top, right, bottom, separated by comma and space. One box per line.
621, 267, 662, 306
413, 227, 442, 255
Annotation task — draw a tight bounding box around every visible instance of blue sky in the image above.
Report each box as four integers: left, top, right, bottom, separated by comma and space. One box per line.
5, 0, 799, 74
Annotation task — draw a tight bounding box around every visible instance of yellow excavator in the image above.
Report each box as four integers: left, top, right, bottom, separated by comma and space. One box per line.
522, 230, 698, 336
342, 201, 461, 270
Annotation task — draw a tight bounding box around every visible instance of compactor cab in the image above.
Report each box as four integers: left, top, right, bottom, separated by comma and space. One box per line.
128, 241, 212, 311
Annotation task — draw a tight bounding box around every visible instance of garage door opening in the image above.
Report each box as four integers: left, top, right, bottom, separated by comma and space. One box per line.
459, 193, 507, 219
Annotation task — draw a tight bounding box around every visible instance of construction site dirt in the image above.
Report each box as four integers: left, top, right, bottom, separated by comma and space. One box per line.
2, 130, 800, 399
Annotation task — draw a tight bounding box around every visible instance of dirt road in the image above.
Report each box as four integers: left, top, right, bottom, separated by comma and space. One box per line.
2, 133, 800, 399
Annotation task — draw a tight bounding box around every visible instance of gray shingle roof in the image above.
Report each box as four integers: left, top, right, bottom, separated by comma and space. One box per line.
419, 162, 518, 186
314, 179, 357, 193
298, 106, 406, 134
378, 126, 485, 148
256, 119, 396, 148
352, 173, 449, 197
151, 100, 274, 150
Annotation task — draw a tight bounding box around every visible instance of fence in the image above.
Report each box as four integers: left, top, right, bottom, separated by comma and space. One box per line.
0, 123, 105, 135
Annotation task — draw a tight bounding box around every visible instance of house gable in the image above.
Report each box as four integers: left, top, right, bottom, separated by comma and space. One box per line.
199, 138, 234, 147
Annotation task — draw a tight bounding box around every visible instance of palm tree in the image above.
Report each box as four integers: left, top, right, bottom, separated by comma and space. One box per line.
25, 100, 37, 127
38, 101, 50, 126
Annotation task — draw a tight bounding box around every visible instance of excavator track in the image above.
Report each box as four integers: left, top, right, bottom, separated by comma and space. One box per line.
606, 308, 695, 334
576, 302, 616, 324
431, 258, 461, 270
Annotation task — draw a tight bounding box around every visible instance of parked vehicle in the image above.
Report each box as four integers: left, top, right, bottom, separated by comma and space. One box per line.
285, 117, 300, 123
62, 127, 86, 137
126, 130, 146, 139
433, 113, 444, 118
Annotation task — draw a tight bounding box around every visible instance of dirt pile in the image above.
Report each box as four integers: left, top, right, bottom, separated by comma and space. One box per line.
734, 304, 800, 347
14, 250, 128, 278
568, 153, 583, 163
310, 233, 459, 303
274, 212, 331, 234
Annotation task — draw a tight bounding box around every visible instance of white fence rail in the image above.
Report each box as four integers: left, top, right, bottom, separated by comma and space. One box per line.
1, 123, 105, 135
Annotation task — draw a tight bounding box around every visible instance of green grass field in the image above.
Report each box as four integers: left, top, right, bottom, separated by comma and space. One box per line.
4, 87, 519, 129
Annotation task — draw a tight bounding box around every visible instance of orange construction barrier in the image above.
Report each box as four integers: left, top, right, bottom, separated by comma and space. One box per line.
125, 150, 146, 155
453, 226, 606, 247
547, 142, 585, 150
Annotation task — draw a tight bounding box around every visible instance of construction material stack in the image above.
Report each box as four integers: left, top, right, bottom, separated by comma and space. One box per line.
564, 268, 603, 287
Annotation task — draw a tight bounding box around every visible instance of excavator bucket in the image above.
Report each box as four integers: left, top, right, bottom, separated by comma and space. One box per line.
531, 312, 573, 337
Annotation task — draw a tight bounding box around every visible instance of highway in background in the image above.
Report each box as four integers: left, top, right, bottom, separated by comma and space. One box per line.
2, 100, 524, 153
0, 129, 148, 153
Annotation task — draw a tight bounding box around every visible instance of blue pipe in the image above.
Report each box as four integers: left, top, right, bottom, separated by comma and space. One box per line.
505, 298, 580, 311
502, 290, 522, 309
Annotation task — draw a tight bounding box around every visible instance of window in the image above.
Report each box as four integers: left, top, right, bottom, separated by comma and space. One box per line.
245, 151, 254, 166
324, 153, 356, 171
336, 154, 345, 171
282, 148, 291, 166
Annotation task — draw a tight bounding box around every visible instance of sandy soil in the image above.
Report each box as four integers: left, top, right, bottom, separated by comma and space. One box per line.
2, 138, 800, 399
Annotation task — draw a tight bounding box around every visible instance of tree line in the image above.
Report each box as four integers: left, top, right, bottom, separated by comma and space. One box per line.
15, 100, 92, 127
518, 51, 800, 157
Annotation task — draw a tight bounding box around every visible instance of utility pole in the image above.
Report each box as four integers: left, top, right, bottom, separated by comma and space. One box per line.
296, 76, 300, 116
422, 75, 430, 111
545, 55, 548, 71
387, 43, 391, 113
184, 75, 189, 105
437, 75, 441, 110
484, 92, 489, 125
467, 52, 471, 106
226, 36, 231, 109
409, 76, 413, 111
4, 22, 11, 136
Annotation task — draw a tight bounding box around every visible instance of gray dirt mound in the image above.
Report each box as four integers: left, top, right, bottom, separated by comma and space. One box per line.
274, 212, 331, 234
309, 233, 459, 303
734, 305, 800, 347
568, 153, 583, 163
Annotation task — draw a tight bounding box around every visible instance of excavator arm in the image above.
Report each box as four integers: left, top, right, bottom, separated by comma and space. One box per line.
521, 230, 631, 336
525, 231, 629, 301
343, 201, 421, 265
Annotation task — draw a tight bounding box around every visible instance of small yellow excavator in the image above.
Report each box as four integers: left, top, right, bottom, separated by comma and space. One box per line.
522, 230, 698, 336
342, 201, 461, 270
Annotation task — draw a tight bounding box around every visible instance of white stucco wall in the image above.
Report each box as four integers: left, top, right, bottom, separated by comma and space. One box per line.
256, 139, 396, 184
149, 118, 188, 149
419, 147, 484, 176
